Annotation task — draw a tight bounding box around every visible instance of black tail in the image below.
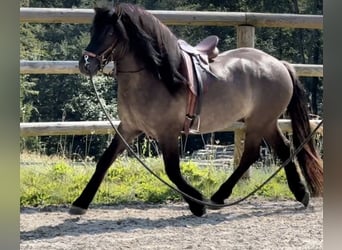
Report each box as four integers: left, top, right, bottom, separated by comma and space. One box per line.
283, 61, 323, 196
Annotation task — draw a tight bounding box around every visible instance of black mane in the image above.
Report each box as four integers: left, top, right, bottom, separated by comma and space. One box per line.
99, 4, 185, 93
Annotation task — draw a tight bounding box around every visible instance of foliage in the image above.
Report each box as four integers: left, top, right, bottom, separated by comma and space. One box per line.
20, 155, 293, 207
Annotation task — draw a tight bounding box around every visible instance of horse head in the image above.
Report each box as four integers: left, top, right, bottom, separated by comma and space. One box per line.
79, 7, 128, 76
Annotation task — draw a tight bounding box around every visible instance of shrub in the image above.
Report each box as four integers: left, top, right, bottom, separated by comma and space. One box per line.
20, 156, 293, 207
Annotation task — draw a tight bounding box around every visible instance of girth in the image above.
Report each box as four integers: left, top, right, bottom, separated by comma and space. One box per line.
178, 36, 219, 134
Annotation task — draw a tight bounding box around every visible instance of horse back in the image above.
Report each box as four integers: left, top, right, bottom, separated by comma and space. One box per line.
209, 47, 294, 98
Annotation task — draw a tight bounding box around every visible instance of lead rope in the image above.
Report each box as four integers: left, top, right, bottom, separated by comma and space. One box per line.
90, 75, 323, 209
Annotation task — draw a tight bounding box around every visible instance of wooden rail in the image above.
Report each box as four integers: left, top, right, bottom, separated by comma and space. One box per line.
20, 119, 323, 137
20, 8, 322, 29
19, 60, 323, 77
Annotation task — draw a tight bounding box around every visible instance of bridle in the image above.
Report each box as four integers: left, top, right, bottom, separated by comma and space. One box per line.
83, 38, 119, 74
82, 26, 145, 75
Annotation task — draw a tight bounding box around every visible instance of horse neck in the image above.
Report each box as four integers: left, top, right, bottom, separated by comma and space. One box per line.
115, 51, 145, 73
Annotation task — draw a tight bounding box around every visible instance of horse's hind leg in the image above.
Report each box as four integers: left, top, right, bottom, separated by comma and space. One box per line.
69, 125, 140, 215
211, 129, 263, 205
159, 135, 206, 217
264, 124, 310, 207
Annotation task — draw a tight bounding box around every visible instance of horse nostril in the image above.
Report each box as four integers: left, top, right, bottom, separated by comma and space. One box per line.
84, 55, 90, 66
80, 53, 100, 75
82, 56, 91, 72
79, 60, 90, 75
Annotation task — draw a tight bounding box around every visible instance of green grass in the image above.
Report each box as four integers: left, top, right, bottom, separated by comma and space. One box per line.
20, 154, 293, 207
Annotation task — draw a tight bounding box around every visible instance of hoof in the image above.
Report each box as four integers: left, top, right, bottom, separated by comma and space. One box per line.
189, 204, 206, 217
300, 192, 310, 208
69, 205, 87, 215
210, 195, 225, 208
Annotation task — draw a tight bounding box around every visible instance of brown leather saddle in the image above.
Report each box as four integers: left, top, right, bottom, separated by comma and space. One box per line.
178, 35, 219, 134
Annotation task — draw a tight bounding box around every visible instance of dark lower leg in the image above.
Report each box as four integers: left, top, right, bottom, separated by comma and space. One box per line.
211, 133, 261, 204
161, 139, 205, 217
266, 129, 309, 206
166, 166, 206, 217
284, 162, 309, 206
71, 131, 136, 211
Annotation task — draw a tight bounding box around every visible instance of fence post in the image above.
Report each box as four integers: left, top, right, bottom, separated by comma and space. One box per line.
236, 25, 255, 48
233, 128, 245, 167
233, 25, 255, 179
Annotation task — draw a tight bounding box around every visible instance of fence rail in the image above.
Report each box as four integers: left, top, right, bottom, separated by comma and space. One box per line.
20, 8, 322, 29
19, 60, 323, 77
20, 119, 323, 137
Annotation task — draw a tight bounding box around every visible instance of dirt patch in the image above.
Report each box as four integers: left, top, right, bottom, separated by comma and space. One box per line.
20, 198, 322, 249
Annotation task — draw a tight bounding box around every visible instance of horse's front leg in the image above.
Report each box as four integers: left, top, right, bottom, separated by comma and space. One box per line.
69, 125, 140, 215
159, 135, 206, 217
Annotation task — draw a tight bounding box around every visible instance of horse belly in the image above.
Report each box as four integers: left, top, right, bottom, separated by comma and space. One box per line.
198, 82, 251, 133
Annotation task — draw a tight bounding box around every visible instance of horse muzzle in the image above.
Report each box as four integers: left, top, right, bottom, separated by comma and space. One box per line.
79, 52, 101, 76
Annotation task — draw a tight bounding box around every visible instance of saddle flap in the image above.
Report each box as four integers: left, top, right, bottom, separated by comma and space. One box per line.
180, 50, 197, 96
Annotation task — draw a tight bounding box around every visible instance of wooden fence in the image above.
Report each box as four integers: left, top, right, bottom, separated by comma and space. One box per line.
20, 8, 322, 28
20, 60, 322, 77
20, 8, 323, 170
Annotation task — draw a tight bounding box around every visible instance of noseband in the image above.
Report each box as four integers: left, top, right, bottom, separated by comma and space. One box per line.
83, 40, 118, 72
83, 41, 145, 75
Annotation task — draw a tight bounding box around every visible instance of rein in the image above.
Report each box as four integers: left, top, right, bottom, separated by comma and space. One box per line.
90, 74, 323, 209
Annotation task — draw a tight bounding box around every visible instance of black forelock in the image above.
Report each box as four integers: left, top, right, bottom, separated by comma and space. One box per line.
93, 7, 115, 28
